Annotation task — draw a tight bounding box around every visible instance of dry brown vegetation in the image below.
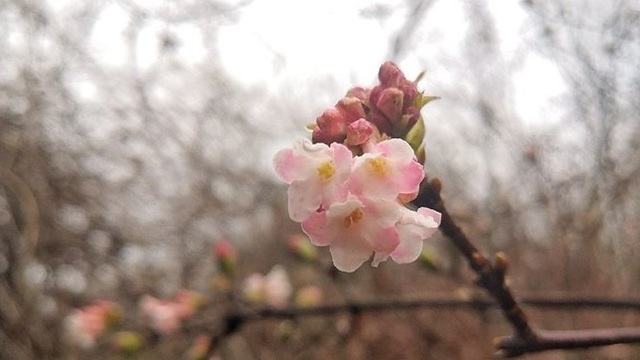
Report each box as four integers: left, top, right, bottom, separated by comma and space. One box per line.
1, 0, 640, 359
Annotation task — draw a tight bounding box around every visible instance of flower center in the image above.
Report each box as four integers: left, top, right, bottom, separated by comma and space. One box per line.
343, 208, 363, 228
317, 161, 336, 181
367, 157, 387, 175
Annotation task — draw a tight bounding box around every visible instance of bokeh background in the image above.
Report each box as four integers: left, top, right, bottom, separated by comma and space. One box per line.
1, 0, 639, 359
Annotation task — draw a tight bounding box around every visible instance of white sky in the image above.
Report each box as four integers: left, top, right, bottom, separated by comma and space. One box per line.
46, 0, 567, 126
215, 0, 566, 125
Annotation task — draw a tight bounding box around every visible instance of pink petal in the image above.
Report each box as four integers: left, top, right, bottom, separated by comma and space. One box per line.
287, 181, 323, 222
301, 211, 332, 246
329, 240, 372, 273
396, 160, 424, 194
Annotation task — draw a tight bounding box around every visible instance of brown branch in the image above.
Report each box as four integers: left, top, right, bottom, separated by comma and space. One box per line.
413, 178, 535, 339
192, 293, 640, 358
412, 177, 640, 357
496, 328, 640, 357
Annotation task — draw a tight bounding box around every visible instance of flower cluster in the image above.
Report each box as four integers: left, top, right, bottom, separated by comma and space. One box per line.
64, 300, 121, 349
139, 290, 202, 335
274, 62, 441, 272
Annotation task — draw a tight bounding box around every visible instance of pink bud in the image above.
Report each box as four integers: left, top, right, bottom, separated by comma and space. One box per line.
213, 239, 237, 275
375, 87, 404, 124
288, 234, 318, 262
345, 119, 375, 146
378, 61, 405, 87
312, 98, 366, 145
312, 108, 348, 144
346, 86, 370, 101
336, 97, 366, 120
295, 285, 324, 307
187, 335, 211, 360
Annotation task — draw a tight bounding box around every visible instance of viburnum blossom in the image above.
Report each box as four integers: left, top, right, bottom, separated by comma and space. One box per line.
274, 139, 352, 222
242, 265, 292, 308
349, 138, 424, 200
390, 207, 442, 264
302, 194, 401, 272
64, 300, 120, 349
273, 61, 441, 272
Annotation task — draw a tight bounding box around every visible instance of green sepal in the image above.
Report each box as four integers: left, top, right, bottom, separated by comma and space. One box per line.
413, 93, 439, 110
405, 116, 425, 154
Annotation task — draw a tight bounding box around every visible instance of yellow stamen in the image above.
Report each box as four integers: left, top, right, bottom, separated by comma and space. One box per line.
343, 208, 363, 228
317, 161, 336, 181
368, 157, 387, 175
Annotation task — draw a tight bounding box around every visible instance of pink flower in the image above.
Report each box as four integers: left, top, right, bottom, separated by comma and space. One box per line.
139, 290, 201, 335
390, 207, 442, 264
302, 195, 401, 272
174, 290, 202, 318
140, 296, 183, 335
242, 265, 292, 307
274, 139, 352, 222
348, 139, 424, 200
65, 300, 119, 349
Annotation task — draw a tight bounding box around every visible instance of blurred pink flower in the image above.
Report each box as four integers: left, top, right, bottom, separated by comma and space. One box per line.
140, 290, 201, 335
242, 265, 292, 307
274, 139, 352, 222
65, 300, 119, 349
140, 296, 182, 335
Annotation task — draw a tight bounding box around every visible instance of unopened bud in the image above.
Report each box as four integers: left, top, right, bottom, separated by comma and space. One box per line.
287, 234, 317, 262
187, 334, 211, 360
375, 87, 404, 124
294, 285, 324, 307
112, 331, 143, 356
213, 239, 237, 276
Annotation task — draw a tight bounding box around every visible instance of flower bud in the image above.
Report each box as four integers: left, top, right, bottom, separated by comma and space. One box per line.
112, 331, 143, 356
187, 335, 211, 360
375, 87, 404, 124
287, 234, 318, 262
213, 239, 237, 276
312, 97, 366, 145
294, 285, 324, 307
378, 61, 404, 87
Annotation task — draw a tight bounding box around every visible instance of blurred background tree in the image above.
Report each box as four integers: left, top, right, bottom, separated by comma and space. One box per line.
0, 0, 638, 359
